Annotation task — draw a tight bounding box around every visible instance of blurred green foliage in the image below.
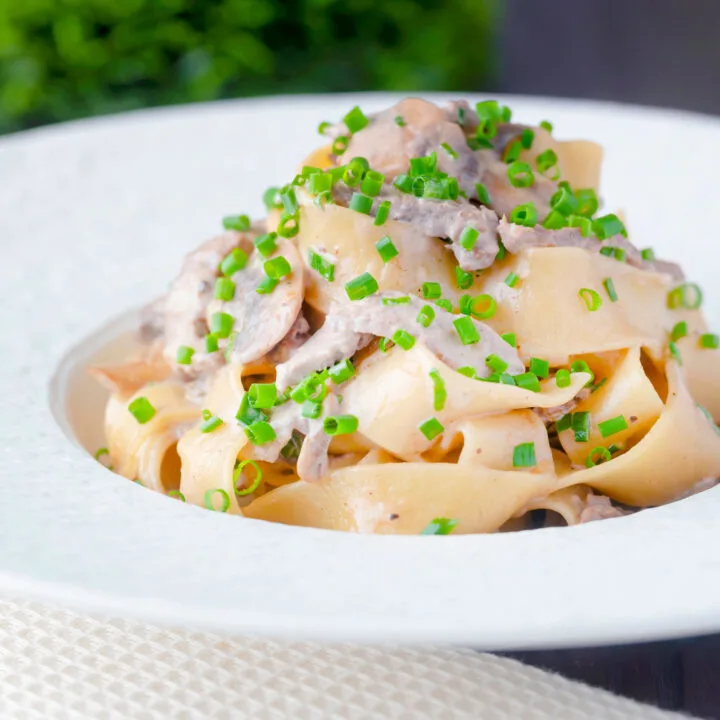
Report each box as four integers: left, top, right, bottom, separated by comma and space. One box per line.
0, 0, 498, 134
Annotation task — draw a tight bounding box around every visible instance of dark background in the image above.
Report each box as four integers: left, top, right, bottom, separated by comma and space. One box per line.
2, 0, 719, 136
3, 0, 720, 715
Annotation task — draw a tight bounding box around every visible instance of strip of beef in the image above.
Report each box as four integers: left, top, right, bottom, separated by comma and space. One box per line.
332, 183, 499, 272
208, 237, 304, 366
276, 293, 524, 390
497, 218, 684, 280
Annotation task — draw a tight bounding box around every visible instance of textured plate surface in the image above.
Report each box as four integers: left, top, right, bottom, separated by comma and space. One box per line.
1, 93, 720, 650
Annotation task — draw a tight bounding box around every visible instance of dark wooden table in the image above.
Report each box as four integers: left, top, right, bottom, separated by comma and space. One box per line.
503, 636, 720, 718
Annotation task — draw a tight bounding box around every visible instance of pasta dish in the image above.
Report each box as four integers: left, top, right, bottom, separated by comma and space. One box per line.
89, 97, 720, 534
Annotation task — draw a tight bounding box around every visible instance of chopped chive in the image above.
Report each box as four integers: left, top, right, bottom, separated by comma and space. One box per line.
214, 277, 236, 302
457, 366, 478, 379
345, 272, 379, 301
429, 369, 447, 411
485, 354, 508, 373
375, 235, 399, 263
419, 417, 444, 441
590, 377, 608, 393
205, 333, 219, 353
504, 141, 522, 163
568, 214, 592, 237
469, 294, 496, 320
578, 288, 602, 312
277, 212, 299, 238
167, 490, 186, 501
550, 186, 578, 216
475, 183, 491, 205
556, 413, 572, 432
507, 161, 534, 188
536, 148, 558, 175
435, 298, 453, 312
520, 127, 535, 149
323, 414, 359, 436
667, 283, 703, 310
539, 120, 553, 133
382, 296, 410, 305
378, 337, 393, 353
441, 142, 458, 159
572, 411, 591, 443
514, 372, 541, 392
529, 357, 549, 378
329, 359, 355, 384
555, 368, 571, 388
641, 247, 656, 261
598, 415, 628, 438
264, 256, 292, 279
220, 247, 248, 276
222, 214, 251, 232
235, 392, 268, 426
458, 294, 472, 315
509, 202, 538, 227
254, 232, 278, 258
700, 333, 720, 349
422, 281, 442, 299
455, 266, 474, 290
349, 192, 373, 214
593, 213, 627, 240
262, 186, 282, 211
453, 316, 480, 345
244, 420, 277, 445
200, 415, 224, 433
574, 189, 599, 217
256, 277, 278, 294
317, 121, 330, 135
542, 210, 568, 230
501, 332, 517, 347
459, 226, 480, 251
394, 115, 405, 127
343, 157, 369, 186
279, 185, 299, 215
420, 517, 458, 535
233, 459, 263, 496
392, 329, 416, 350
670, 321, 688, 342
505, 272, 519, 288
669, 340, 683, 365
249, 383, 277, 409
332, 135, 349, 155
361, 170, 385, 197
128, 396, 156, 424
176, 345, 195, 365
513, 442, 536, 468
308, 249, 335, 281
210, 312, 234, 339
586, 447, 612, 468
344, 105, 369, 133
416, 304, 435, 328
603, 278, 618, 302
308, 172, 332, 196
204, 489, 230, 512
301, 400, 323, 419
374, 200, 391, 226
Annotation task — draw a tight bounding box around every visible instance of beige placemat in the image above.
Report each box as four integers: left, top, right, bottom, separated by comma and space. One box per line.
0, 596, 690, 719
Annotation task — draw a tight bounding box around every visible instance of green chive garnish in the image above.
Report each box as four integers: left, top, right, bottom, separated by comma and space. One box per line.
419, 417, 444, 441
200, 415, 224, 433
670, 321, 688, 342
485, 354, 508, 373
374, 200, 391, 226
441, 142, 458, 159
308, 249, 335, 281
513, 442, 536, 468
453, 316, 480, 345
244, 420, 277, 445
507, 161, 534, 188
505, 272, 519, 288
277, 213, 299, 238
256, 277, 278, 294
529, 358, 549, 378
420, 517, 457, 535
345, 272, 379, 301
603, 278, 618, 302
210, 312, 234, 339
394, 115, 406, 127
375, 235, 399, 263
328, 359, 356, 384
593, 214, 627, 240
344, 105, 369, 133
586, 447, 611, 468
578, 288, 602, 312
422, 282, 442, 299
323, 414, 359, 436
222, 214, 250, 232
429, 369, 447, 411
128, 397, 156, 424
555, 369, 571, 388
667, 283, 703, 310
204, 489, 230, 512
459, 226, 479, 251
214, 277, 236, 302
700, 333, 719, 349
509, 202, 538, 227
248, 383, 277, 409
254, 232, 278, 258
220, 248, 248, 276
475, 183, 491, 205
392, 329, 416, 350
514, 372, 541, 392
572, 412, 591, 442
176, 345, 195, 365
455, 266, 474, 290
416, 304, 435, 328
469, 294, 496, 320
501, 332, 517, 347
598, 415, 628, 438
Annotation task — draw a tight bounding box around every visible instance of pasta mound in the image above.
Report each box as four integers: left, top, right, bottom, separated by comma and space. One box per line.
89, 98, 720, 534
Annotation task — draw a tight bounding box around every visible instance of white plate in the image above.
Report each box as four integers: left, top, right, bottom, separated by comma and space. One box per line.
2, 93, 720, 651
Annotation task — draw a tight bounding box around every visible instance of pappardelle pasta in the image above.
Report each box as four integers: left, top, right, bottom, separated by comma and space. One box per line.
89, 97, 720, 534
